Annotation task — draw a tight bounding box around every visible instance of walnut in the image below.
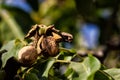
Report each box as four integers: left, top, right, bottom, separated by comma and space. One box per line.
41, 36, 59, 57
18, 46, 38, 67
19, 24, 73, 66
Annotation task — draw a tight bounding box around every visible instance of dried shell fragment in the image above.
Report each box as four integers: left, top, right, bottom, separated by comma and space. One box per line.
61, 32, 73, 42
24, 24, 39, 39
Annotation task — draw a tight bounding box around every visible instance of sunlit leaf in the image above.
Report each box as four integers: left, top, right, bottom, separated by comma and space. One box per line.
64, 55, 101, 80
1, 39, 24, 67
104, 68, 120, 80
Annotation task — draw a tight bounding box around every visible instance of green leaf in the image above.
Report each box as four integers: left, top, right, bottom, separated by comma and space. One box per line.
64, 55, 101, 80
1, 39, 24, 67
33, 58, 55, 79
104, 68, 120, 80
59, 49, 76, 62
94, 70, 114, 80
24, 73, 39, 80
42, 58, 55, 78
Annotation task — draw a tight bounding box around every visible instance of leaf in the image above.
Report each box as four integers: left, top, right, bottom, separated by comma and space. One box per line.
64, 55, 101, 80
24, 73, 39, 80
94, 70, 114, 80
104, 68, 120, 80
42, 58, 55, 77
1, 39, 24, 67
33, 58, 55, 79
59, 49, 76, 62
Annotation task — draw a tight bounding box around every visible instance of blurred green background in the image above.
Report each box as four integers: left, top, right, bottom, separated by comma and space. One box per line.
0, 0, 120, 68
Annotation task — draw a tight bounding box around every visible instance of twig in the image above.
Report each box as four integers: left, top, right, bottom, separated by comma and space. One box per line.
55, 60, 70, 63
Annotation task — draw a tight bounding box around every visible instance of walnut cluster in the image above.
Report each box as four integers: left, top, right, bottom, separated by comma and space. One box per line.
18, 24, 73, 66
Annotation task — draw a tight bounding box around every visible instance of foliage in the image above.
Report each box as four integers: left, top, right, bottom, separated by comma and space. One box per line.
1, 39, 24, 67
0, 40, 120, 80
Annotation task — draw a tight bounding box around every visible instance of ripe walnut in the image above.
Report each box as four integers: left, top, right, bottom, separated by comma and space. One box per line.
18, 24, 73, 66
18, 46, 38, 67
41, 36, 59, 57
